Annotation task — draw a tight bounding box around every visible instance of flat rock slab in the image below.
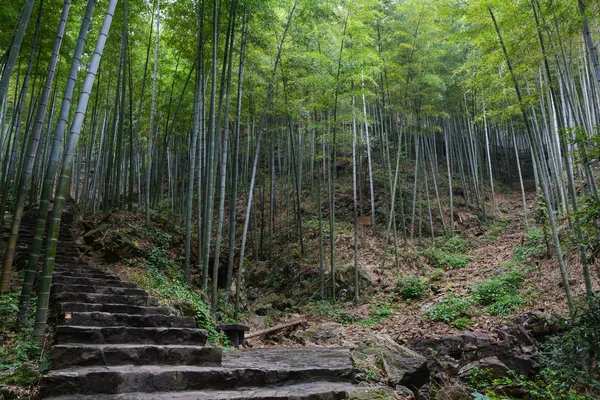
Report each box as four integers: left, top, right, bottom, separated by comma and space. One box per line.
221, 348, 353, 371
57, 303, 171, 315
59, 312, 195, 328
43, 381, 359, 399
41, 362, 354, 396
54, 326, 208, 345
51, 344, 222, 369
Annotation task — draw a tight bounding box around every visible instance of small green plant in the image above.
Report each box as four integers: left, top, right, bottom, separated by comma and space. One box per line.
423, 248, 471, 269
355, 301, 394, 326
422, 235, 471, 270
305, 300, 352, 324
472, 269, 525, 316
487, 218, 512, 240
423, 296, 473, 328
396, 275, 430, 300
513, 227, 545, 263
429, 268, 446, 282
465, 366, 494, 391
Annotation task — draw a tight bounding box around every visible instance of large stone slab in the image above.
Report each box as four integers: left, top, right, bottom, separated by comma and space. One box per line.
51, 344, 222, 369
58, 312, 195, 328
41, 363, 354, 397
56, 302, 171, 315
54, 292, 158, 306
53, 284, 148, 296
351, 334, 429, 390
43, 381, 359, 399
54, 326, 208, 345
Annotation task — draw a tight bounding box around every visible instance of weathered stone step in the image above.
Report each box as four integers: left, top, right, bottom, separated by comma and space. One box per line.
52, 276, 136, 288
43, 381, 361, 399
57, 302, 171, 315
53, 284, 147, 297
54, 265, 112, 274
40, 363, 353, 397
51, 344, 222, 369
53, 270, 117, 279
54, 292, 158, 306
54, 326, 208, 345
59, 311, 195, 328
53, 266, 96, 274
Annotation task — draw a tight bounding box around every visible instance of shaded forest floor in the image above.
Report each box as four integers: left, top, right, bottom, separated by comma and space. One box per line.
238, 186, 599, 348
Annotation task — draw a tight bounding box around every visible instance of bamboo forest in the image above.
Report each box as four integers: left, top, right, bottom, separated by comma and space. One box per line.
1, 0, 600, 398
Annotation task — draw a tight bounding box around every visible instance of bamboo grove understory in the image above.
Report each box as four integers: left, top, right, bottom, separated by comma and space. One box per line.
0, 0, 599, 341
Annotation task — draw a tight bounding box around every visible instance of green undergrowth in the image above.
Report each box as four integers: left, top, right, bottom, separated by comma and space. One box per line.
0, 289, 49, 397
422, 235, 472, 270
396, 275, 430, 300
472, 269, 526, 317
487, 217, 512, 240
305, 300, 353, 324
423, 296, 474, 329
123, 236, 225, 345
423, 227, 544, 327
124, 250, 225, 344
354, 301, 394, 327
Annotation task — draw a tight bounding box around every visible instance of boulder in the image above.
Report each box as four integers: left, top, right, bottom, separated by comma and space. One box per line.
516, 312, 568, 340
434, 385, 472, 400
83, 223, 110, 245
347, 386, 403, 399
295, 322, 344, 344
104, 231, 137, 263
336, 263, 373, 300
352, 334, 429, 390
458, 356, 510, 380
252, 293, 287, 317
410, 326, 534, 377
174, 301, 196, 317
394, 385, 416, 399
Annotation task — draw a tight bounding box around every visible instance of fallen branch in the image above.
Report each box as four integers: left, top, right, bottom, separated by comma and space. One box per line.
246, 319, 304, 339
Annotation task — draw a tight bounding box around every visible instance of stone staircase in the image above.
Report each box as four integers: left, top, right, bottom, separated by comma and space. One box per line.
27, 215, 375, 399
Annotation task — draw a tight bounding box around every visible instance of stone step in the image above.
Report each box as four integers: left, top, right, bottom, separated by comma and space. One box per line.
40, 363, 354, 397
53, 270, 117, 280
42, 381, 361, 399
54, 292, 157, 306
57, 302, 171, 315
53, 266, 111, 273
59, 312, 195, 328
53, 256, 81, 264
52, 276, 136, 288
54, 265, 96, 271
53, 284, 148, 297
51, 344, 222, 369
54, 325, 208, 346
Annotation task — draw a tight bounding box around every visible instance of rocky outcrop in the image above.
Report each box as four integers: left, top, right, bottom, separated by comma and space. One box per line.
408, 313, 568, 399
409, 324, 536, 378
295, 322, 345, 344
352, 334, 429, 391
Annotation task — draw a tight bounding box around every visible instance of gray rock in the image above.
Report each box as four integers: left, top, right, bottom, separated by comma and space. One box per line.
104, 231, 137, 263
296, 322, 344, 344
458, 356, 510, 380
352, 334, 429, 390
395, 385, 415, 399
434, 385, 472, 400
83, 223, 110, 245
347, 385, 402, 399
410, 326, 535, 378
